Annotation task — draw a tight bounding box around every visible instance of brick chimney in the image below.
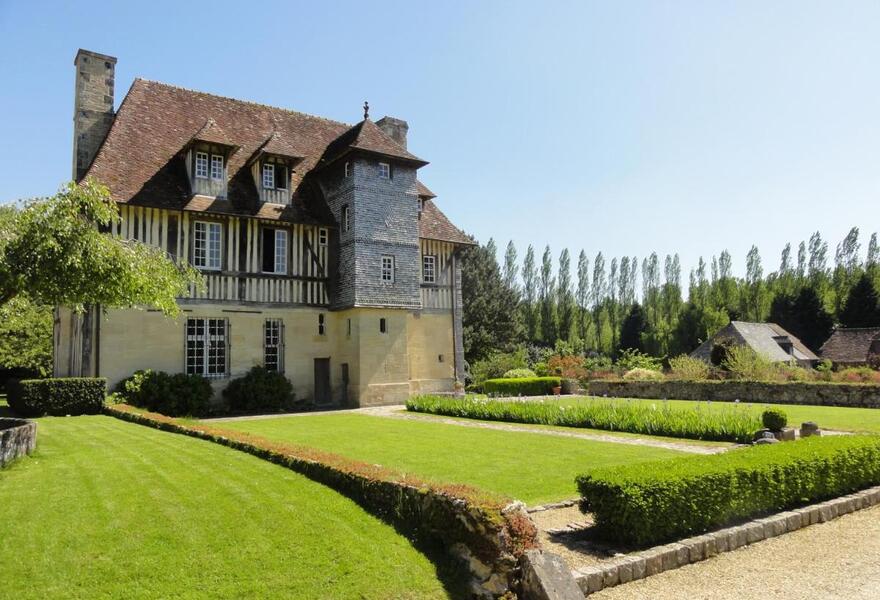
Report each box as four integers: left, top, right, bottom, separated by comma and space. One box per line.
72, 49, 117, 180
376, 116, 408, 149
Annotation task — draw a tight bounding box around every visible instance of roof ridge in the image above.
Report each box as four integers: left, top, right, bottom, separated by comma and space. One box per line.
133, 78, 353, 129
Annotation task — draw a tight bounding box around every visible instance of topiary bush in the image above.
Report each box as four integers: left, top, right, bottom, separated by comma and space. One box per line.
482, 377, 561, 396
577, 434, 880, 546
116, 370, 212, 417
223, 367, 296, 414
762, 408, 788, 431
7, 377, 106, 417
502, 368, 536, 379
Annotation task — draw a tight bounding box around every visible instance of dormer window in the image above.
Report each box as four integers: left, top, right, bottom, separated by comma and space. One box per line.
378, 162, 391, 179
261, 161, 288, 191
195, 152, 209, 179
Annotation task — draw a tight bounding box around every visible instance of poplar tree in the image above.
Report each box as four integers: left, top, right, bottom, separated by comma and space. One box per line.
521, 245, 538, 341
576, 250, 590, 342
539, 245, 557, 342
556, 249, 574, 341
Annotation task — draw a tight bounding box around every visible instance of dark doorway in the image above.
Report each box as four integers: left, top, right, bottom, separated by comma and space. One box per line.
314, 358, 331, 406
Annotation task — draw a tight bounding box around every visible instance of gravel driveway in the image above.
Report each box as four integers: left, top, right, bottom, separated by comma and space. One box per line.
594, 504, 880, 600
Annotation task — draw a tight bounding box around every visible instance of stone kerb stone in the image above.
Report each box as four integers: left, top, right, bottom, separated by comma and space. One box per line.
0, 418, 37, 467
571, 484, 880, 597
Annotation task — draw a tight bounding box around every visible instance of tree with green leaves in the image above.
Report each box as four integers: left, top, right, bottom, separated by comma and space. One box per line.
556, 248, 574, 341
539, 245, 557, 342
576, 250, 590, 342
502, 240, 519, 293
839, 273, 880, 328
619, 303, 648, 353
521, 245, 538, 341
461, 238, 522, 362
0, 180, 202, 314
769, 286, 834, 352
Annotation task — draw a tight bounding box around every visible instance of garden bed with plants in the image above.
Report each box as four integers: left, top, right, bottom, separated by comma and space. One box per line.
407, 395, 762, 443
576, 434, 880, 546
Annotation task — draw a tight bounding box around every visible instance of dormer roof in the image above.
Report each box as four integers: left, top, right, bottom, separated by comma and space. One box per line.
189, 118, 237, 150
255, 130, 303, 161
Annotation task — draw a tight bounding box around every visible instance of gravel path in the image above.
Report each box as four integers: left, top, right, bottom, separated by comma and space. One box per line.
594, 504, 880, 600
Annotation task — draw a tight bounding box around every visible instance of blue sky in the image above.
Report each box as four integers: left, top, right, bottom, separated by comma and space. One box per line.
1, 1, 878, 282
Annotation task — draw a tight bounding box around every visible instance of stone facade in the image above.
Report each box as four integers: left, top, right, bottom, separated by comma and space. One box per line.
587, 380, 880, 408
72, 49, 116, 180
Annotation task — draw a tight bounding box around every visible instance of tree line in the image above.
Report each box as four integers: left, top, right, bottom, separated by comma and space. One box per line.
461, 227, 880, 363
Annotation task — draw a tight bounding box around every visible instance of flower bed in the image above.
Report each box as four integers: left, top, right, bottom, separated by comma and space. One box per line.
105, 404, 538, 597
577, 434, 880, 546
406, 395, 761, 443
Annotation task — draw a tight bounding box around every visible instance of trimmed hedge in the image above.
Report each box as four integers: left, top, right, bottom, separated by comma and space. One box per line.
577, 435, 880, 546
105, 403, 538, 595
483, 377, 561, 396
7, 377, 106, 417
223, 367, 298, 414
407, 395, 761, 442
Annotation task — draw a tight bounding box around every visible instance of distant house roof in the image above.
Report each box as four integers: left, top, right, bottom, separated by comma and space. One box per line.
691, 321, 818, 363
83, 78, 470, 244
819, 327, 880, 364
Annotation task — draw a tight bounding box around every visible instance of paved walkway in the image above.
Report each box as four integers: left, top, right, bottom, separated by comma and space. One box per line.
205, 404, 730, 455
594, 504, 880, 600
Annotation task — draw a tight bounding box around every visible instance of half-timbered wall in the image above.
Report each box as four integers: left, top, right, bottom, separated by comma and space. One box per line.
113, 205, 329, 305
419, 238, 455, 310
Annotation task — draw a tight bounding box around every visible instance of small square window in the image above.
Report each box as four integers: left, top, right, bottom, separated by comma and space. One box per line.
378, 162, 390, 179
341, 205, 350, 232
210, 154, 224, 180
381, 255, 394, 282
195, 152, 209, 179
438, 354, 444, 363
344, 162, 352, 177
318, 228, 328, 246
379, 318, 387, 334
318, 313, 325, 336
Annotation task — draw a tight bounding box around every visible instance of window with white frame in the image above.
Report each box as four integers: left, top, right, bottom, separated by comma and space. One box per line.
264, 319, 283, 372
195, 152, 209, 179
186, 317, 228, 378
262, 163, 275, 189
423, 255, 436, 283
210, 154, 224, 180
193, 221, 222, 270
378, 162, 391, 179
318, 228, 328, 246
344, 161, 352, 177
381, 255, 394, 282
342, 205, 350, 232
262, 227, 288, 274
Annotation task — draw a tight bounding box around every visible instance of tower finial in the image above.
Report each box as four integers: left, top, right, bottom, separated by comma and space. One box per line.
363, 101, 369, 120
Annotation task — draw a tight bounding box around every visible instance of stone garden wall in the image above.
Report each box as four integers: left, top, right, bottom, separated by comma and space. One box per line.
587, 380, 880, 408
0, 418, 36, 467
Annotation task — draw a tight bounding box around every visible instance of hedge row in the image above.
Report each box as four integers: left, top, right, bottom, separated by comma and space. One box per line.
105, 404, 538, 594
483, 377, 562, 396
577, 435, 880, 546
407, 395, 762, 443
7, 377, 106, 417
114, 370, 213, 417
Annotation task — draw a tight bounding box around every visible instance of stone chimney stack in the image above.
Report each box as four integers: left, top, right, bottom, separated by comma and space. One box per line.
72, 49, 117, 180
376, 116, 408, 149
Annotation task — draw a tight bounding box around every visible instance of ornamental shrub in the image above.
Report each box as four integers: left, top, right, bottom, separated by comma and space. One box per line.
7, 377, 106, 417
482, 377, 561, 396
502, 368, 537, 379
668, 354, 710, 381
407, 395, 760, 442
616, 348, 662, 372
117, 369, 212, 417
723, 345, 775, 380
223, 366, 296, 414
762, 408, 788, 431
547, 355, 588, 379
577, 435, 880, 546
469, 349, 528, 386
622, 368, 665, 381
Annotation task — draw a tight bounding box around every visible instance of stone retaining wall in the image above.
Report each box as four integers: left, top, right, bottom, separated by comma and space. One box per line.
587, 380, 880, 408
0, 418, 37, 467
573, 485, 880, 596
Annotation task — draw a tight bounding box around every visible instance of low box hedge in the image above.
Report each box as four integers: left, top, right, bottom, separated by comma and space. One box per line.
7, 377, 106, 417
483, 377, 561, 396
577, 435, 880, 546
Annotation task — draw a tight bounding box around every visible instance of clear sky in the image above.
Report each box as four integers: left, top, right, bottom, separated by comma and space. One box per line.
1, 0, 878, 281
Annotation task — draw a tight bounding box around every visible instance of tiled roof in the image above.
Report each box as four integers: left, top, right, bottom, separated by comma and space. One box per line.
420, 199, 474, 245
415, 180, 437, 199
83, 79, 455, 234
690, 321, 818, 362
819, 327, 880, 364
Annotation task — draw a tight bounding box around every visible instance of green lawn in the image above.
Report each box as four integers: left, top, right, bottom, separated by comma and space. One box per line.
0, 416, 453, 599
558, 396, 880, 434
216, 413, 686, 504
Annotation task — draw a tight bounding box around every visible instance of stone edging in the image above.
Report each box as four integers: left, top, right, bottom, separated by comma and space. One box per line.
572, 485, 880, 596
528, 499, 579, 513
0, 418, 37, 467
